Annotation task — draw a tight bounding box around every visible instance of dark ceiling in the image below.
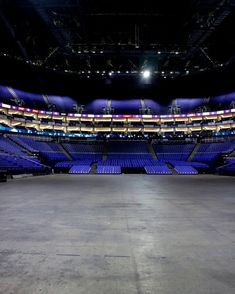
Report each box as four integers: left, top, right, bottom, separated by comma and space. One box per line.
0, 0, 235, 100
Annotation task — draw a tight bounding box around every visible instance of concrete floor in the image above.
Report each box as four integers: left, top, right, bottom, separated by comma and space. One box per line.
0, 174, 235, 294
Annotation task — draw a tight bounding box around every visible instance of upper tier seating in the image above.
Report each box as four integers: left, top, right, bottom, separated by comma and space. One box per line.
217, 162, 235, 174
9, 136, 68, 164
192, 140, 235, 162
0, 135, 50, 174
107, 141, 149, 154
0, 153, 49, 173
63, 142, 103, 153
153, 144, 195, 161
0, 135, 28, 156
216, 157, 235, 174
62, 142, 102, 161
8, 135, 39, 153
9, 135, 61, 152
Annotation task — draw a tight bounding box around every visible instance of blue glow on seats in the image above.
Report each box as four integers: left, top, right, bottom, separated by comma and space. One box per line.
174, 165, 198, 174
144, 165, 172, 174
96, 166, 121, 174
69, 165, 91, 174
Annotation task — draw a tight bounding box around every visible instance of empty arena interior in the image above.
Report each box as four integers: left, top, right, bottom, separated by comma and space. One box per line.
1, 1, 235, 293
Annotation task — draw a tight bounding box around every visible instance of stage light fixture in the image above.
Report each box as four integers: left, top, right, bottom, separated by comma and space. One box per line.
142, 70, 151, 79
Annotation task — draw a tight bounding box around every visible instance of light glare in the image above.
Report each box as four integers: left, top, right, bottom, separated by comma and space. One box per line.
142, 70, 151, 79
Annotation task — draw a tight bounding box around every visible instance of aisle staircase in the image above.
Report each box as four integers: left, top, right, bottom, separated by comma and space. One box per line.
58, 143, 72, 160
102, 142, 107, 160
7, 135, 33, 156
188, 143, 200, 161
89, 163, 97, 174
148, 142, 157, 159
167, 163, 178, 175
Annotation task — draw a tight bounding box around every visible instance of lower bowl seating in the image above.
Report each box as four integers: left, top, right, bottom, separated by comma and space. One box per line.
69, 165, 91, 174
144, 165, 172, 174
96, 166, 121, 174
174, 165, 198, 175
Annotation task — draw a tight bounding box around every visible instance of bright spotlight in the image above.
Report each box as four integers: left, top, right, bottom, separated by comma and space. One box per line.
142, 70, 151, 79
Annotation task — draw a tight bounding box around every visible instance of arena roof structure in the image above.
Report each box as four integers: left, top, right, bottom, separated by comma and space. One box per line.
0, 0, 235, 98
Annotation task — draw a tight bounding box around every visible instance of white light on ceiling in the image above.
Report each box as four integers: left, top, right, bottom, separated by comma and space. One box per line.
142, 70, 151, 79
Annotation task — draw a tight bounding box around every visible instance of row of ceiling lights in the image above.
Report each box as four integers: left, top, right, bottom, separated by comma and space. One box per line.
1, 51, 223, 78
0, 51, 186, 77
74, 49, 181, 55
60, 69, 184, 79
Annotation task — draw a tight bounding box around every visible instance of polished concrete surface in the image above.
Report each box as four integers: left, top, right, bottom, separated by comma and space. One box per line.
0, 174, 235, 294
